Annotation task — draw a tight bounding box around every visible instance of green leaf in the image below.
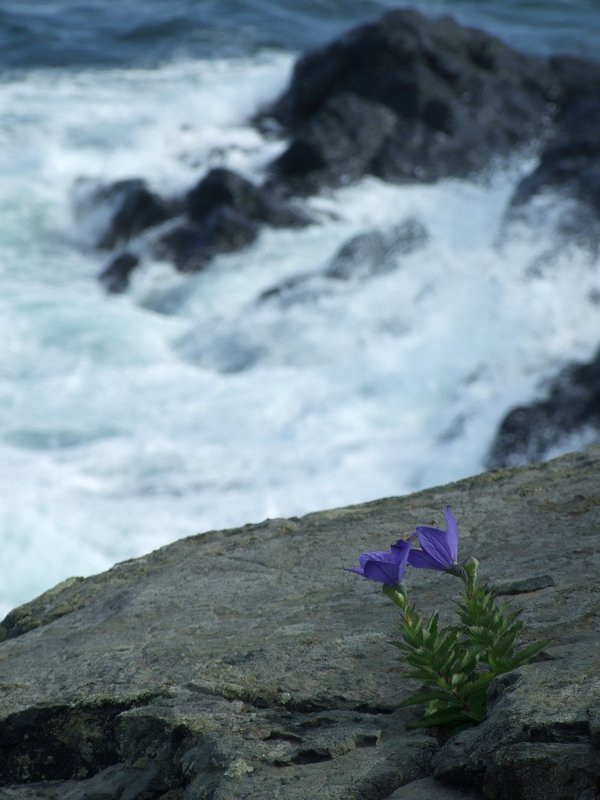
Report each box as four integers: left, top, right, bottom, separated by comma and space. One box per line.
506, 639, 549, 669
459, 673, 495, 698
491, 631, 518, 659
399, 688, 455, 708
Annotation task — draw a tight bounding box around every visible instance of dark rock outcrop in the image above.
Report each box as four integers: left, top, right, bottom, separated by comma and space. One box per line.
186, 167, 312, 229
486, 347, 600, 469
155, 208, 260, 272
98, 251, 140, 294
1, 446, 600, 798
77, 178, 172, 250
262, 9, 583, 193
90, 168, 314, 288
504, 97, 600, 254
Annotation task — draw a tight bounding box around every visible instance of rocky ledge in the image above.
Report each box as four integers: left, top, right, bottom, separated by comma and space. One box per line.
1, 446, 600, 799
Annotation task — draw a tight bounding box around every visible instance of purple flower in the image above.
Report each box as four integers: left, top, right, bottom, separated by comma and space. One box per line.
407, 505, 459, 571
347, 539, 410, 587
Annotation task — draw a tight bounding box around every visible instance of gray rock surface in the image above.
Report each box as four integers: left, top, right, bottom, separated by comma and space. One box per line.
1, 445, 600, 798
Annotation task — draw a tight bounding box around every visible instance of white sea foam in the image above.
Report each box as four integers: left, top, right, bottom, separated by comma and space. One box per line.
1, 51, 599, 617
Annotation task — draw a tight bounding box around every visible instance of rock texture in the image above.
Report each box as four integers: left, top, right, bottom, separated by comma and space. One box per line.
1, 446, 600, 799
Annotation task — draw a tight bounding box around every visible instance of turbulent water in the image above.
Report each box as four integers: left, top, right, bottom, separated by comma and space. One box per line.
1, 0, 599, 615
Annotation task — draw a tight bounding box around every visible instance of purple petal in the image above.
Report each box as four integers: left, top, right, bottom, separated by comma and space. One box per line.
345, 566, 366, 576
359, 550, 393, 568
443, 505, 459, 562
363, 558, 404, 585
407, 548, 447, 571
414, 525, 455, 569
391, 539, 411, 565
348, 540, 410, 586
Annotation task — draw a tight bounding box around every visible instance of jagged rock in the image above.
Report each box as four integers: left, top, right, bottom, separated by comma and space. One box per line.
155, 208, 260, 272
504, 97, 600, 255
486, 347, 600, 469
75, 178, 172, 249
98, 251, 140, 294
261, 9, 595, 193
270, 91, 398, 192
1, 446, 600, 798
186, 167, 313, 229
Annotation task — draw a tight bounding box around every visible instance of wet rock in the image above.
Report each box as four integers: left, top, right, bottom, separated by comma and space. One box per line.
486, 347, 600, 468
258, 218, 428, 306
271, 92, 398, 192
156, 207, 259, 272
98, 251, 140, 294
262, 8, 571, 192
504, 97, 600, 255
186, 167, 313, 228
325, 219, 428, 280
257, 271, 332, 306
1, 445, 600, 798
75, 178, 172, 249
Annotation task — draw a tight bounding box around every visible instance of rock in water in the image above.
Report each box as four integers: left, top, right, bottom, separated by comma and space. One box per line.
1, 446, 600, 798
486, 347, 600, 468
74, 178, 172, 249
262, 8, 570, 192
504, 97, 600, 256
98, 251, 140, 294
186, 167, 313, 229
155, 208, 260, 272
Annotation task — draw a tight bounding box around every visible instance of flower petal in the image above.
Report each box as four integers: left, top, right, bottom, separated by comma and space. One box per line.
363, 558, 403, 585
407, 548, 448, 571
414, 525, 455, 569
347, 538, 411, 586
444, 505, 459, 562
391, 539, 411, 565
359, 550, 393, 568
345, 566, 366, 576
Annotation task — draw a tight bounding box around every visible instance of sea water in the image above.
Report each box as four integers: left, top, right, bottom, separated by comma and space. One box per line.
1, 0, 599, 615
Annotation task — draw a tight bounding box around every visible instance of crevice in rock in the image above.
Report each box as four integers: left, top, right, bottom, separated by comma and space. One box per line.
525, 719, 591, 744
274, 748, 334, 767
353, 702, 396, 715
0, 696, 159, 784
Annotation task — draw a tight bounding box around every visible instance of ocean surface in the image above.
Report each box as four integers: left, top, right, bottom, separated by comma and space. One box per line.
2, 0, 600, 616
